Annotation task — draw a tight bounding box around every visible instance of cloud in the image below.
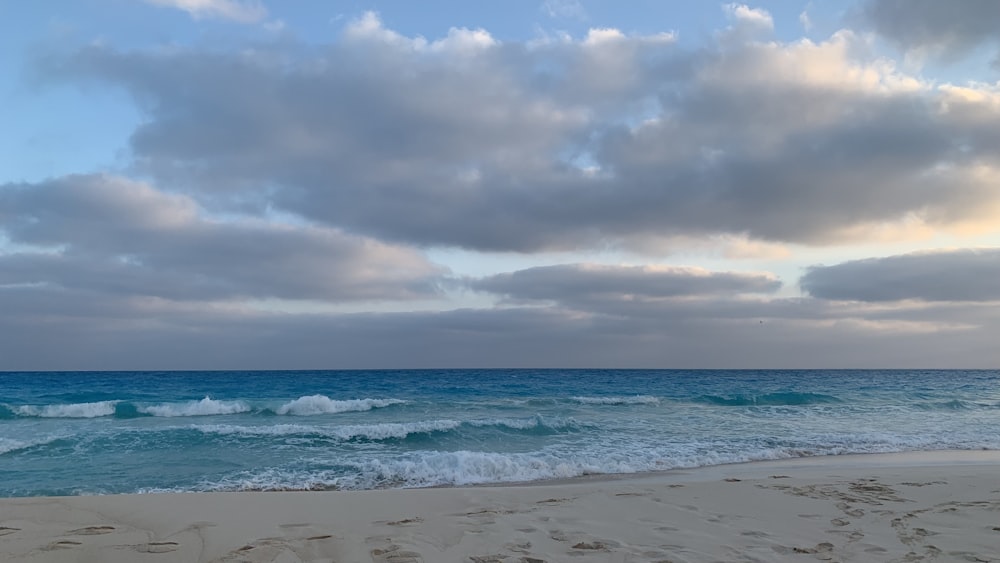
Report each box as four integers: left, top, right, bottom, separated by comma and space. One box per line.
33, 16, 1000, 254
859, 0, 1000, 62
1, 287, 994, 370
723, 3, 775, 34
0, 175, 444, 302
143, 0, 267, 23
7, 7, 1000, 371
542, 0, 587, 21
799, 10, 812, 32
471, 263, 781, 304
801, 248, 1000, 302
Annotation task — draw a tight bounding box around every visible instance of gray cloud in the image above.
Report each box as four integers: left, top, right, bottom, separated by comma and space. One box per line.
859, 0, 1000, 62
33, 17, 1000, 252
7, 10, 1000, 370
471, 263, 781, 304
0, 174, 444, 302
801, 248, 1000, 302
1, 286, 994, 370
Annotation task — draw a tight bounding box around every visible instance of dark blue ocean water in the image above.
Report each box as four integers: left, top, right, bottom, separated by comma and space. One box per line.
1, 369, 999, 497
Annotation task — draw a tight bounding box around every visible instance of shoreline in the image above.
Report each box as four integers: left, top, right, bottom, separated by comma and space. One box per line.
3, 450, 1000, 561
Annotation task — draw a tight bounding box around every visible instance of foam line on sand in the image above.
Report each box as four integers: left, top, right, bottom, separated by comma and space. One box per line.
2, 450, 999, 562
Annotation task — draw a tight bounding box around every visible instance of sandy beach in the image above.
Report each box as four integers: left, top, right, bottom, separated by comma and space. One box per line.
2, 451, 999, 562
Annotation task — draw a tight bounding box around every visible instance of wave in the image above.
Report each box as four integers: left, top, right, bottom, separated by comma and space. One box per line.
274, 395, 405, 416
139, 397, 252, 417
8, 401, 119, 418
184, 443, 931, 492
571, 395, 660, 405
913, 399, 1000, 411
196, 416, 583, 442
0, 394, 407, 419
694, 392, 841, 406
0, 436, 65, 456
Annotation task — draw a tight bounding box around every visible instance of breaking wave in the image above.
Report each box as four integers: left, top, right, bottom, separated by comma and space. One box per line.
139, 397, 252, 417
274, 395, 405, 415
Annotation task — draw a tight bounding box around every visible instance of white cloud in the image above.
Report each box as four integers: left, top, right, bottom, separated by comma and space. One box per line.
143, 0, 267, 23
542, 0, 587, 21
799, 10, 812, 31
723, 3, 774, 31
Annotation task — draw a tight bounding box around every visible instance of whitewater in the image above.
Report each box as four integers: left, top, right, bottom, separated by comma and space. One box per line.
1, 369, 998, 497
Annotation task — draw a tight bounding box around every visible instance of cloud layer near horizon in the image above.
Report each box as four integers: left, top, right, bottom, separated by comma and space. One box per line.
802, 248, 1000, 302
0, 174, 443, 302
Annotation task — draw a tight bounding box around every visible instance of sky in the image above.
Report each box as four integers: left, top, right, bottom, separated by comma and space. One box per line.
1, 0, 999, 370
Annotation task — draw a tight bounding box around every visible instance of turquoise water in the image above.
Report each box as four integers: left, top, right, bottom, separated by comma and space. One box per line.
1, 369, 999, 497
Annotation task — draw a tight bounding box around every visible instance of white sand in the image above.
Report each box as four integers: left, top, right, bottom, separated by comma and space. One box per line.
2, 451, 1000, 562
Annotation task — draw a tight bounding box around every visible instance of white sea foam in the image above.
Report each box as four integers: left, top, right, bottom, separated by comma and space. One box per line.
468, 417, 541, 430
571, 395, 660, 405
0, 435, 65, 455
13, 401, 118, 418
194, 423, 320, 437
332, 420, 463, 440
195, 419, 462, 440
1, 438, 36, 455
337, 450, 656, 489
140, 397, 251, 417
195, 416, 577, 441
136, 436, 1000, 493
467, 416, 584, 431
275, 395, 405, 415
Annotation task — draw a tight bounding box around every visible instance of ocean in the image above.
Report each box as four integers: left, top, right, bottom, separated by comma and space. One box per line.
1, 369, 998, 497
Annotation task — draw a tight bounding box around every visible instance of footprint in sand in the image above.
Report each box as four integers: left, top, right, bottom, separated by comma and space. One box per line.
67, 525, 116, 535
216, 537, 294, 561
42, 540, 83, 551
505, 540, 532, 554
835, 502, 865, 518
134, 541, 180, 554
947, 551, 993, 562
572, 541, 609, 550
385, 517, 424, 527
536, 498, 571, 504
792, 542, 834, 555
370, 543, 424, 563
